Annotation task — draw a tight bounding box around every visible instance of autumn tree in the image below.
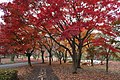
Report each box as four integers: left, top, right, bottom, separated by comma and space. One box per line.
0, 0, 120, 73
53, 46, 66, 64
93, 36, 120, 72
38, 36, 55, 65
35, 0, 120, 73
1, 3, 39, 66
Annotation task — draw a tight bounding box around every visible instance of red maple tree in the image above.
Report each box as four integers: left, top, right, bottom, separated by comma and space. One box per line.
0, 0, 120, 73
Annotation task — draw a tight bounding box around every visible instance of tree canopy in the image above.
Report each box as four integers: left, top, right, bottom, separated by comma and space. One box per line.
0, 0, 120, 73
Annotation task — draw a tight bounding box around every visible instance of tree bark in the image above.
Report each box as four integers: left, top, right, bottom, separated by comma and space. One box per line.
49, 57, 52, 65
60, 58, 62, 64
26, 53, 32, 67
91, 59, 94, 66
11, 54, 15, 63
49, 52, 52, 65
77, 41, 83, 68
41, 50, 45, 63
63, 50, 67, 63
71, 37, 77, 74
106, 54, 109, 72
16, 55, 19, 58
28, 54, 32, 67
77, 53, 82, 68
72, 57, 77, 74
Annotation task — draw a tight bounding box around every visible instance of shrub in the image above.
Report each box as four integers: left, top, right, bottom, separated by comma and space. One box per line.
0, 69, 19, 80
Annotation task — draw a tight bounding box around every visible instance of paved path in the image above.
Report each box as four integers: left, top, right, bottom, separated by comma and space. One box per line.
0, 62, 38, 68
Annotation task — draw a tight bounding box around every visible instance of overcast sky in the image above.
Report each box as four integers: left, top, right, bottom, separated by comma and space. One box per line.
0, 0, 12, 3
0, 0, 12, 23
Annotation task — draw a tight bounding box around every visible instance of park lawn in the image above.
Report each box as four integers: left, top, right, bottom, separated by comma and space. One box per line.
16, 61, 120, 80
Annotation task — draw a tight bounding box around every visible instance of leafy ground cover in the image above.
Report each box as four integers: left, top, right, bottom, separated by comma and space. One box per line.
16, 61, 120, 80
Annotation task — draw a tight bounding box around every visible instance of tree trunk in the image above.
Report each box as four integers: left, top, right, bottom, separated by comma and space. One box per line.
49, 52, 52, 65
16, 55, 19, 58
59, 58, 62, 64
91, 59, 94, 66
37, 53, 40, 60
41, 50, 44, 63
106, 54, 109, 72
26, 53, 32, 67
72, 57, 77, 74
72, 47, 77, 73
26, 48, 34, 67
101, 60, 103, 65
77, 43, 83, 68
28, 54, 32, 67
71, 37, 77, 74
63, 50, 67, 63
49, 57, 52, 65
11, 54, 15, 63
77, 53, 82, 68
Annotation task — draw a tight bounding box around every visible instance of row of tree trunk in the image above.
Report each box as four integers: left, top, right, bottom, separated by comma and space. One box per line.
6, 47, 109, 74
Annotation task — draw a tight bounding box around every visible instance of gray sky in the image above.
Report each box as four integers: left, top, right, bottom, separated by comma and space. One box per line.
0, 0, 12, 23
0, 0, 12, 3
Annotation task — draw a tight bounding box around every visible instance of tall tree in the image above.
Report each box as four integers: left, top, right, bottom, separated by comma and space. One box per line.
0, 0, 120, 73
